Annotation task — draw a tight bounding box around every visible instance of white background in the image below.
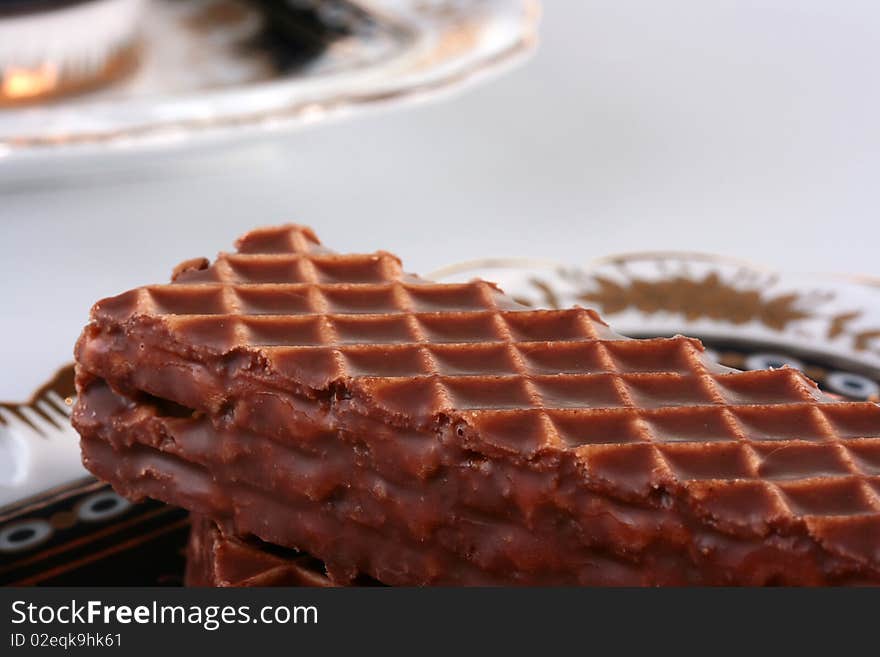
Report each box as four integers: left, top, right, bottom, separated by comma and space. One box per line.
2, 0, 880, 399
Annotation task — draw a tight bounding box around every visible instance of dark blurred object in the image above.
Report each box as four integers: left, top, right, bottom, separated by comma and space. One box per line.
251, 0, 379, 71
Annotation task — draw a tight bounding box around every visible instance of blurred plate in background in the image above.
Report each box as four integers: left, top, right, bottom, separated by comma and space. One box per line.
0, 0, 538, 172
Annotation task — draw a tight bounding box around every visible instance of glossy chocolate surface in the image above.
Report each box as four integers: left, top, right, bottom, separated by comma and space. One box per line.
73, 225, 880, 584
186, 514, 367, 587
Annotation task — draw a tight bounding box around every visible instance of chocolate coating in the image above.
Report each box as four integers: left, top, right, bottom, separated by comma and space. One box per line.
185, 515, 374, 587
73, 224, 880, 585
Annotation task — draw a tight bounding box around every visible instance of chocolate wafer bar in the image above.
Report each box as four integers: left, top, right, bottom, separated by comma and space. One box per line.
73, 225, 880, 585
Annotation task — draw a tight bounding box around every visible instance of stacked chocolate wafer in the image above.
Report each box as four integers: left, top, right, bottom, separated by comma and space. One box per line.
72, 225, 880, 585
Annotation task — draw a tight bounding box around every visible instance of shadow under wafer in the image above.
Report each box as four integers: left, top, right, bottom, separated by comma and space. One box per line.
185, 514, 379, 587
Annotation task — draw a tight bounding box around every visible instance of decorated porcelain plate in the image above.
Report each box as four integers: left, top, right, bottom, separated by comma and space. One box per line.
3, 252, 880, 583
0, 0, 538, 169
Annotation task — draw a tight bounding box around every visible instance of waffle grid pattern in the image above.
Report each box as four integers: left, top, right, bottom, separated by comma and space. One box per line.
93, 225, 880, 527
